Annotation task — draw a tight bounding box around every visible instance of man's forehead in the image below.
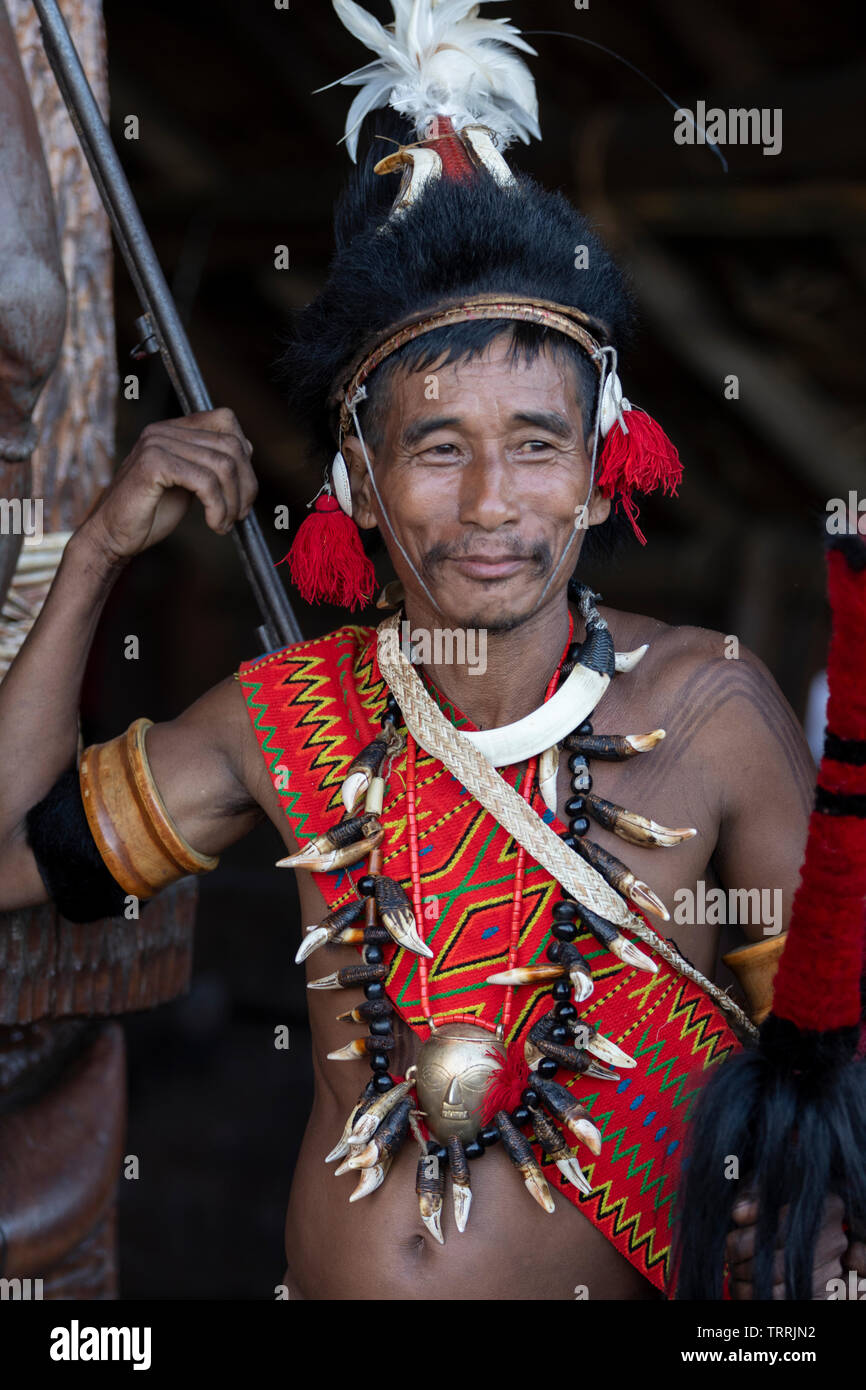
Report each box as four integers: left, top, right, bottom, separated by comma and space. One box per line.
387, 342, 583, 421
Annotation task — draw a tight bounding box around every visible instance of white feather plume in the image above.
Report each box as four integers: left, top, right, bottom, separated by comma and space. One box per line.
327, 0, 540, 161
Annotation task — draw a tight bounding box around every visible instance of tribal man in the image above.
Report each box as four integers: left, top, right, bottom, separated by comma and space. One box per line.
0, 1, 856, 1300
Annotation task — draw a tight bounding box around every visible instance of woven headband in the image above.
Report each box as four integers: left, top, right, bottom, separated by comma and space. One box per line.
332, 294, 612, 437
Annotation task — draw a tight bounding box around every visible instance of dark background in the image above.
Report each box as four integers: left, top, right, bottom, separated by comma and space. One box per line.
86, 0, 864, 1296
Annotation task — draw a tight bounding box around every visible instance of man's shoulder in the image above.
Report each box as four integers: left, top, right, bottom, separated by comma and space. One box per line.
602, 604, 775, 710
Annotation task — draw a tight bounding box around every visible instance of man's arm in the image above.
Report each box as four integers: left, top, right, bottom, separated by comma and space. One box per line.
708, 647, 815, 943
675, 644, 850, 1299
1, 671, 270, 916
0, 407, 263, 911
141, 672, 271, 859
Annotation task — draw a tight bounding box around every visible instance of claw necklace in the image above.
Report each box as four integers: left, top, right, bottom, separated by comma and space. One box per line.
287, 582, 709, 1234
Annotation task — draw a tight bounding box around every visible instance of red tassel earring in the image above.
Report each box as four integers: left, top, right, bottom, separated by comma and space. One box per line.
277, 456, 376, 611
595, 371, 683, 545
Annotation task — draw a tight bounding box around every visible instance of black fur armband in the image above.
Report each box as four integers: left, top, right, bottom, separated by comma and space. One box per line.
24, 767, 150, 924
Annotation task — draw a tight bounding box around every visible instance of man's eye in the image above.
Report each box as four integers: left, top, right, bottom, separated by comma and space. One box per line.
518, 440, 552, 453
424, 443, 459, 457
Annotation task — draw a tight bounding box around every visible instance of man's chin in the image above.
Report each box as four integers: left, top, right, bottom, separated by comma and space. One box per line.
466, 610, 531, 635
425, 581, 544, 634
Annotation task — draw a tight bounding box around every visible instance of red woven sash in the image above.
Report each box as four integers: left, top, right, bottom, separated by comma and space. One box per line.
238, 625, 740, 1293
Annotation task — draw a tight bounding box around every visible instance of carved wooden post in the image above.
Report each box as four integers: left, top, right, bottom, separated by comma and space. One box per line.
0, 0, 198, 1299
0, 0, 65, 608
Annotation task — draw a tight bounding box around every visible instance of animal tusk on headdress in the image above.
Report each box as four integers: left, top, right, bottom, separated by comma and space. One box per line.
331, 0, 540, 163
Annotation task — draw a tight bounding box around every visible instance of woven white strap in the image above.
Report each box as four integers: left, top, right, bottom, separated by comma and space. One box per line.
375, 612, 758, 1039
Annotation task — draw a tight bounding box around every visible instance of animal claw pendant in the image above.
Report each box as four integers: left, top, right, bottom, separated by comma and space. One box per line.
414, 1023, 506, 1144
341, 726, 404, 812
375, 875, 433, 958
415, 1150, 446, 1244
276, 814, 384, 873
447, 1135, 472, 1232
325, 1019, 593, 1241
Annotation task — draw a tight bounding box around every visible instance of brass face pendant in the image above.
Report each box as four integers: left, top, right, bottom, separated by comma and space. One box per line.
414, 1023, 506, 1144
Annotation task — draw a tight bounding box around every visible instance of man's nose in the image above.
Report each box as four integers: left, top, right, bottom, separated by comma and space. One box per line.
458, 450, 519, 530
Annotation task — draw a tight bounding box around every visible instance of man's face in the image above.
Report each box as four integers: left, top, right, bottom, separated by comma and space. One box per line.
344, 339, 610, 631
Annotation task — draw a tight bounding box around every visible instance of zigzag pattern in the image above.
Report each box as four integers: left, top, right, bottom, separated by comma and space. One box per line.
237, 626, 742, 1297
586, 1173, 673, 1275
240, 629, 370, 826
636, 992, 733, 1112
239, 675, 310, 832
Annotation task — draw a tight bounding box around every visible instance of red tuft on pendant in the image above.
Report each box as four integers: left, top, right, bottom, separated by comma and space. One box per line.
481, 1041, 529, 1127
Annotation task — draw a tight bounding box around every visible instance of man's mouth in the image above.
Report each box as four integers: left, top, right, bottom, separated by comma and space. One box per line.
446, 555, 528, 580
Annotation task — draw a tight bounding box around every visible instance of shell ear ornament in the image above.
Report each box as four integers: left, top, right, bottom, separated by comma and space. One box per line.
598, 370, 631, 439
331, 449, 353, 517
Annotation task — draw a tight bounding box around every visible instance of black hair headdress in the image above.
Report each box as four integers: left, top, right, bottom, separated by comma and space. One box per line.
276, 0, 682, 607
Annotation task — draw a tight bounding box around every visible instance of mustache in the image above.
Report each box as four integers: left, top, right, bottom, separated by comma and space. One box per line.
421, 538, 553, 575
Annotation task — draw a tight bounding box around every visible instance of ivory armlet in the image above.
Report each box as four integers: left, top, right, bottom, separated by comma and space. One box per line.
79, 717, 219, 899
721, 934, 787, 1025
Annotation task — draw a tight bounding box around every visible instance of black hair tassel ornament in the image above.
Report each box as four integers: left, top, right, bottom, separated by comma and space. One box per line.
672, 536, 866, 1299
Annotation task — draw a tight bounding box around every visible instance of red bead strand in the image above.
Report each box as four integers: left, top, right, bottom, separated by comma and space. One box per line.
406, 613, 575, 1040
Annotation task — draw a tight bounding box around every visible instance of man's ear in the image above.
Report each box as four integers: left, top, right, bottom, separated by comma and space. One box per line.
340, 435, 377, 531
581, 430, 612, 528
574, 435, 612, 532
587, 481, 611, 528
